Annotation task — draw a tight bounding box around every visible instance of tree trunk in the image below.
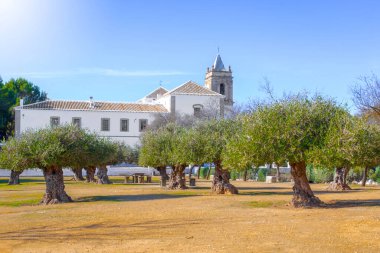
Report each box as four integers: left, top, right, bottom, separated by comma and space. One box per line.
167, 165, 187, 190
206, 164, 212, 180
197, 166, 201, 179
189, 165, 194, 180
327, 167, 351, 191
276, 163, 281, 182
41, 166, 72, 204
72, 167, 85, 181
211, 162, 238, 194
97, 165, 112, 184
361, 166, 369, 186
8, 170, 22, 185
243, 168, 248, 181
290, 162, 322, 207
158, 167, 167, 187
85, 166, 97, 183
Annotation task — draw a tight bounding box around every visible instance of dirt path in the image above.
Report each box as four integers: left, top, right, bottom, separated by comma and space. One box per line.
0, 179, 379, 252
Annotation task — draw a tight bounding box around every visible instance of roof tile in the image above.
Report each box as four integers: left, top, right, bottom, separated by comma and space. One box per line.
21, 100, 168, 113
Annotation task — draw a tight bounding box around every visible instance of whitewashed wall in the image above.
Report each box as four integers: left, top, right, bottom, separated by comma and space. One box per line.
16, 109, 161, 146
173, 94, 221, 115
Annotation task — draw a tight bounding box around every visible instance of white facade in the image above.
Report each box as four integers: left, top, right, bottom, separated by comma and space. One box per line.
15, 54, 233, 147
16, 108, 157, 146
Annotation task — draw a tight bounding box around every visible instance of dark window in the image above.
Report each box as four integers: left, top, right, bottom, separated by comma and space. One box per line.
139, 119, 148, 132
50, 117, 60, 127
194, 107, 201, 117
220, 83, 225, 95
120, 119, 129, 132
72, 117, 81, 128
101, 118, 110, 131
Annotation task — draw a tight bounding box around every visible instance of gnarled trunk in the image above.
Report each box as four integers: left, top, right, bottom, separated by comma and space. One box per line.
167, 165, 187, 190
8, 170, 22, 185
243, 168, 248, 181
276, 163, 281, 182
327, 167, 351, 191
41, 166, 72, 204
211, 162, 238, 194
158, 166, 168, 187
361, 166, 369, 186
85, 166, 97, 183
97, 166, 112, 184
72, 167, 85, 181
206, 164, 212, 180
290, 162, 322, 207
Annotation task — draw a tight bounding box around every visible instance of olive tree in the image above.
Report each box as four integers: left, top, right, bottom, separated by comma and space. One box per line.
309, 109, 355, 191
0, 126, 90, 204
229, 95, 346, 207
194, 119, 239, 194
351, 119, 380, 186
139, 126, 173, 187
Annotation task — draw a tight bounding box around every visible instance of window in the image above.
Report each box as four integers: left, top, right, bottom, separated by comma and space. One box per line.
101, 118, 110, 131
220, 83, 225, 95
139, 119, 148, 132
194, 107, 201, 117
72, 117, 81, 128
120, 119, 129, 132
193, 104, 203, 117
50, 117, 60, 127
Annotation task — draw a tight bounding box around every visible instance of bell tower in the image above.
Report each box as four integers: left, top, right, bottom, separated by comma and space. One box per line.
205, 54, 233, 108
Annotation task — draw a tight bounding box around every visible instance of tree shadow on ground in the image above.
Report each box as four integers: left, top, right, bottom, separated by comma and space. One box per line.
325, 199, 380, 208
241, 189, 362, 196
0, 177, 45, 185
77, 193, 197, 203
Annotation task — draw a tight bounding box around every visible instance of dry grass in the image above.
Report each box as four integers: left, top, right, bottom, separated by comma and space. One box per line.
0, 177, 379, 253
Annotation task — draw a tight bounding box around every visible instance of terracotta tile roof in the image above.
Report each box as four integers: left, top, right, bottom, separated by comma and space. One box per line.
20, 100, 168, 113
165, 81, 223, 96
145, 87, 168, 99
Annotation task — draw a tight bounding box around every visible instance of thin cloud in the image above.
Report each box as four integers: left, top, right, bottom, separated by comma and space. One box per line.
6, 68, 189, 78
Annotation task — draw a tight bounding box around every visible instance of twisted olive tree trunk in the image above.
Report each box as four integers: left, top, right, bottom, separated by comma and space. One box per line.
243, 168, 248, 181
97, 165, 112, 184
167, 165, 187, 190
327, 167, 351, 191
72, 167, 85, 181
290, 162, 322, 207
361, 166, 369, 186
158, 166, 168, 187
85, 166, 97, 183
276, 163, 281, 182
41, 166, 72, 204
211, 162, 238, 194
8, 170, 23, 185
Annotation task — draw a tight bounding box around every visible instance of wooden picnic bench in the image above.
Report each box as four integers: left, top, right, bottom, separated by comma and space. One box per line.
122, 173, 152, 184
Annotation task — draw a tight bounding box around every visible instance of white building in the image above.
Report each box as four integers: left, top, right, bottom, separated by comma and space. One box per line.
15, 54, 234, 146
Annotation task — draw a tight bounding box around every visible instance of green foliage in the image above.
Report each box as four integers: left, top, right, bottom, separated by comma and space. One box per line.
257, 168, 267, 182
0, 125, 120, 171
369, 167, 380, 183
0, 77, 47, 139
306, 165, 334, 183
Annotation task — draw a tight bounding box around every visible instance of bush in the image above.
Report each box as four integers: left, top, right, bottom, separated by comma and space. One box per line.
257, 168, 267, 182
306, 165, 334, 183
230, 170, 238, 180
199, 167, 215, 179
369, 166, 380, 183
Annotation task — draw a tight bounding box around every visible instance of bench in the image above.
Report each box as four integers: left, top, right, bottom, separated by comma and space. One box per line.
122, 173, 152, 184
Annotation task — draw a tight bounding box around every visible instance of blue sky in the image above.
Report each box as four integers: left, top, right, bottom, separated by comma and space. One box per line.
1, 0, 379, 111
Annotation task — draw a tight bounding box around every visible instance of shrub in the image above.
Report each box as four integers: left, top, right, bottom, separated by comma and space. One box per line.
306, 165, 334, 183
257, 168, 267, 182
369, 166, 380, 183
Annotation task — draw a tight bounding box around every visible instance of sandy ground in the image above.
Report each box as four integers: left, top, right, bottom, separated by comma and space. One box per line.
0, 177, 379, 253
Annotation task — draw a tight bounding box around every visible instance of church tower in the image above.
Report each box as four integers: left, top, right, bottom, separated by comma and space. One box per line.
205, 54, 233, 108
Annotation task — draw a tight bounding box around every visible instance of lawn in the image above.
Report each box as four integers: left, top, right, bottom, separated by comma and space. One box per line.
0, 177, 379, 252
